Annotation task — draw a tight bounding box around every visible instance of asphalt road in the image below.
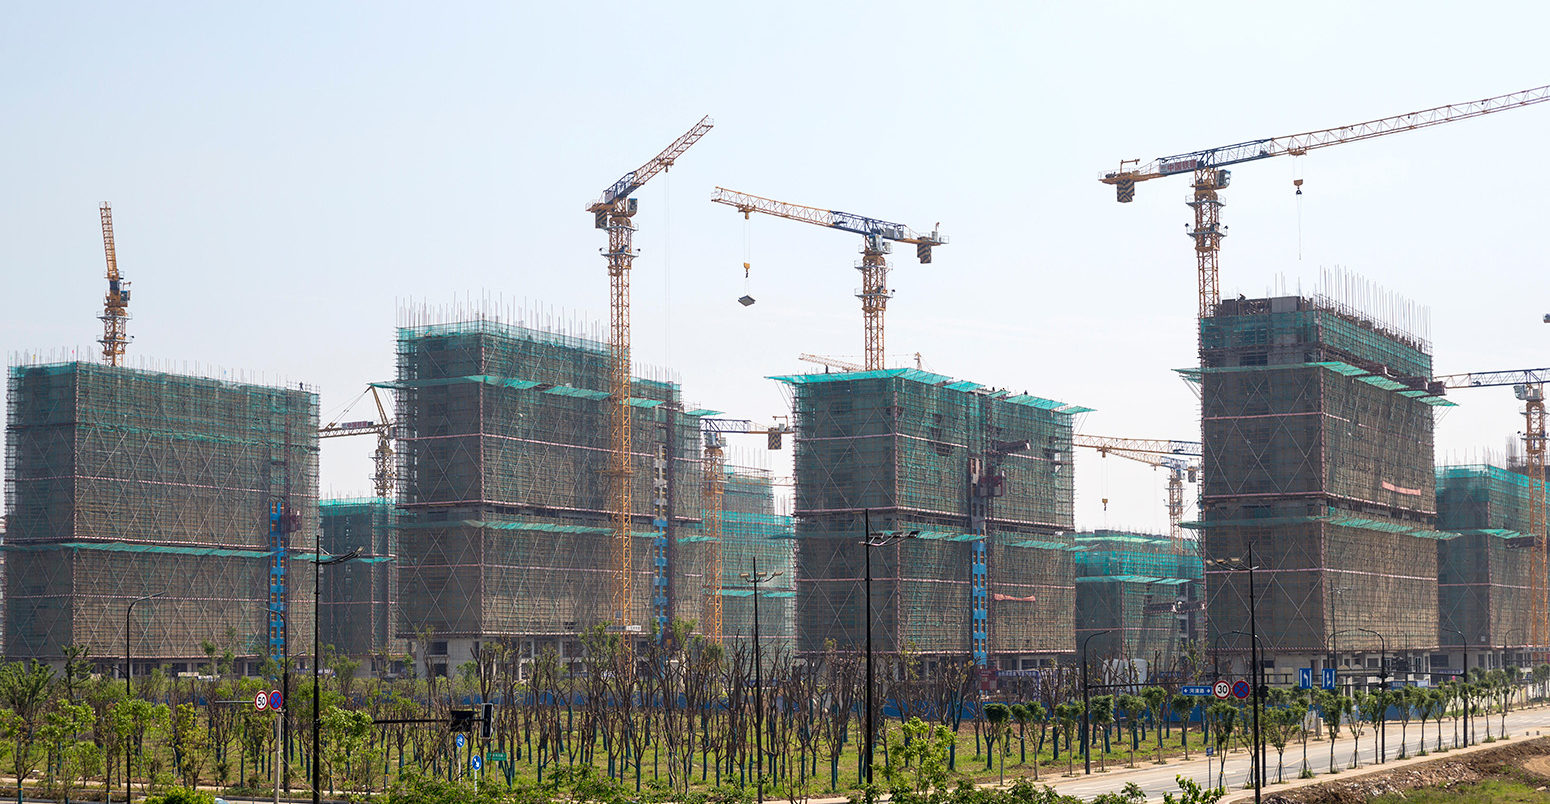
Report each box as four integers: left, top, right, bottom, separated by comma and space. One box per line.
1040, 701, 1550, 802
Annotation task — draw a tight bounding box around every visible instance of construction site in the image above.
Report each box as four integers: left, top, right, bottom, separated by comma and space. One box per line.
777, 367, 1086, 669
3, 360, 318, 673
6, 84, 1550, 688
1074, 530, 1202, 667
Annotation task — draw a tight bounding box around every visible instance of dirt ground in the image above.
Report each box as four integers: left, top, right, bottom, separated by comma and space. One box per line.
1260, 737, 1550, 803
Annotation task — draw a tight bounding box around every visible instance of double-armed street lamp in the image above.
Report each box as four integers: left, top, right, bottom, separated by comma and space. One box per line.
741, 558, 782, 804
1080, 629, 1110, 775
861, 509, 918, 787
1207, 549, 1264, 803
312, 547, 359, 804
1441, 625, 1472, 746
124, 591, 164, 804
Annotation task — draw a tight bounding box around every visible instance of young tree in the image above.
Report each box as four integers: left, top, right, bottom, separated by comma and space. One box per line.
982, 703, 1010, 784
1205, 701, 1236, 792
1090, 695, 1115, 772
1171, 692, 1196, 761
1054, 702, 1081, 777
1113, 694, 1142, 767
1316, 691, 1348, 774
0, 659, 56, 803
1009, 704, 1031, 767
1140, 686, 1169, 764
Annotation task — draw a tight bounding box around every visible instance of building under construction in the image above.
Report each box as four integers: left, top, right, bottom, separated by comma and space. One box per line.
391, 315, 712, 674
4, 361, 318, 673
319, 497, 401, 669
680, 464, 795, 654
1435, 463, 1539, 670
1198, 295, 1450, 673
1074, 530, 1202, 666
777, 368, 1085, 669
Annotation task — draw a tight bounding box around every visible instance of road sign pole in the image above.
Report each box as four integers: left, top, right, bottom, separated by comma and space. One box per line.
274, 706, 281, 804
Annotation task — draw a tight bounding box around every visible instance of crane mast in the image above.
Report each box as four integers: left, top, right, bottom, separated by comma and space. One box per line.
588, 116, 714, 634
711, 187, 947, 370
98, 203, 132, 366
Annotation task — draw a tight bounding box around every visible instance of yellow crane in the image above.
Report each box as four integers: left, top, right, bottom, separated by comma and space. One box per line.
588, 116, 714, 633
319, 386, 396, 499
699, 417, 790, 644
1072, 434, 1200, 549
98, 203, 132, 366
1100, 84, 1550, 323
711, 188, 947, 371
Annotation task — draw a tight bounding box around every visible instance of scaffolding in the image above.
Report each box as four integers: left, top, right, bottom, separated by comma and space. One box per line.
684, 466, 795, 651
319, 498, 401, 662
1075, 530, 1203, 663
775, 367, 1085, 662
389, 317, 709, 641
4, 361, 317, 664
1197, 296, 1443, 657
1436, 464, 1539, 650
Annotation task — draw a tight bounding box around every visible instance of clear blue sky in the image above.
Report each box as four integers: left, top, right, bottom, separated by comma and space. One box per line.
3, 2, 1547, 532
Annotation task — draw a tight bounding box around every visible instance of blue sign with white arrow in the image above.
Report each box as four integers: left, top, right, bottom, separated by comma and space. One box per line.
1322, 668, 1336, 690
1182, 685, 1212, 696
1299, 668, 1312, 690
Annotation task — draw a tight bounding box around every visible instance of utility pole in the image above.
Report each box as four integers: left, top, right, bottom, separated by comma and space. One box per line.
741, 557, 782, 804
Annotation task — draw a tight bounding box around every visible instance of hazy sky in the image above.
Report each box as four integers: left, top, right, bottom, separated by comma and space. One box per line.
4, 2, 1548, 534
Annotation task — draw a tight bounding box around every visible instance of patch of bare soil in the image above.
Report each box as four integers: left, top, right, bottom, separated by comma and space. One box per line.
1262, 737, 1550, 804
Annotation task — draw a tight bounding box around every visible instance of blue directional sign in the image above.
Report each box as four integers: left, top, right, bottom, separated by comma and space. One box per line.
455, 733, 467, 749
470, 755, 483, 771
1182, 685, 1213, 696
1322, 668, 1337, 690
1298, 668, 1312, 690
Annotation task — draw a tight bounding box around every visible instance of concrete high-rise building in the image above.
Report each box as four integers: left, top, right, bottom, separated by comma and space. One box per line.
1198, 294, 1450, 678
777, 367, 1086, 669
4, 361, 317, 674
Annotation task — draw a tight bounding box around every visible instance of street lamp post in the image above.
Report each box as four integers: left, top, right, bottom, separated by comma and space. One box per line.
1442, 625, 1470, 746
1352, 627, 1388, 762
312, 547, 359, 804
1208, 549, 1265, 804
741, 557, 782, 804
1080, 629, 1110, 775
124, 591, 164, 803
861, 509, 918, 787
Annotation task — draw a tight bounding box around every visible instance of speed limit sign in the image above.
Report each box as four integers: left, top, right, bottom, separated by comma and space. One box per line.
1212, 680, 1231, 700
254, 691, 269, 711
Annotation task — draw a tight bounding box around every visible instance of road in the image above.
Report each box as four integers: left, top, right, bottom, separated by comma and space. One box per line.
1040, 701, 1550, 802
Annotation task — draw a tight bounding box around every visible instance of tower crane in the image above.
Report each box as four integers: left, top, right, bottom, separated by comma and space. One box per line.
711, 188, 947, 371
1071, 434, 1201, 549
1100, 83, 1550, 324
98, 203, 132, 366
588, 116, 715, 633
319, 386, 396, 499
699, 417, 791, 644
1427, 367, 1550, 656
